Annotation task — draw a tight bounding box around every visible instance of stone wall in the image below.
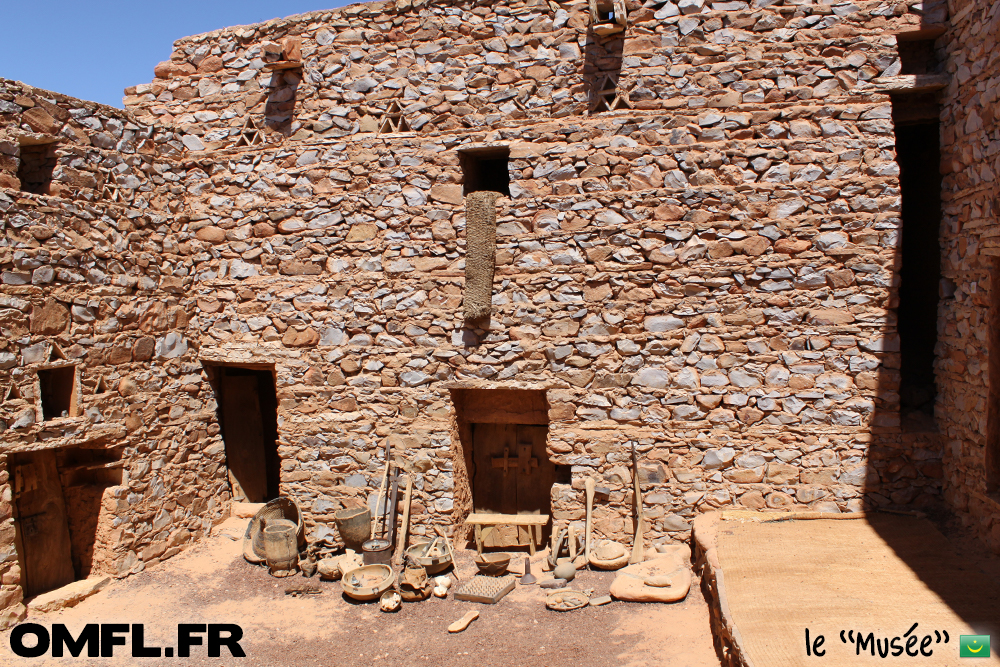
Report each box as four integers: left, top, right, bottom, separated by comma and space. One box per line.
0, 82, 228, 627
937, 0, 1000, 552
3, 0, 993, 631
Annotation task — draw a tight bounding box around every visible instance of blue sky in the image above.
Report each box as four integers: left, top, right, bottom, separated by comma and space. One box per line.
1, 1, 354, 108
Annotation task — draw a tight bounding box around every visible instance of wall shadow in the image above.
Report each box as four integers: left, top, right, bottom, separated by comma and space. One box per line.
862, 27, 1000, 647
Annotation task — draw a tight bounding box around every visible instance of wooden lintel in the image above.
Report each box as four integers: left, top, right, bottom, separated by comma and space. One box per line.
263, 61, 303, 71
873, 74, 949, 93
894, 26, 947, 42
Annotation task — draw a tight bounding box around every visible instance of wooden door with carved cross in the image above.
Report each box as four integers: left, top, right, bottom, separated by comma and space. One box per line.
471, 423, 553, 548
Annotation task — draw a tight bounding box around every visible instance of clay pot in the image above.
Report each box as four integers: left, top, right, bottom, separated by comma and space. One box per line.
553, 559, 577, 582
399, 565, 432, 602
380, 590, 402, 612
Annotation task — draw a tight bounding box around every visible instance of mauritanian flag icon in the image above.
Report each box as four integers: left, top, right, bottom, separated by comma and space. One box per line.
960, 635, 991, 658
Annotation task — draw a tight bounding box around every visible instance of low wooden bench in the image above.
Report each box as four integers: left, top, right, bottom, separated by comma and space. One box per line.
465, 513, 550, 555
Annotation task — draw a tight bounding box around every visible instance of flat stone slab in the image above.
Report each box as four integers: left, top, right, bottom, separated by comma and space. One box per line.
231, 502, 265, 519
29, 577, 110, 613
213, 516, 251, 541
609, 546, 692, 603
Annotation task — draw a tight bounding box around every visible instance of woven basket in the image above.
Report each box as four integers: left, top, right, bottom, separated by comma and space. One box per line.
242, 497, 304, 563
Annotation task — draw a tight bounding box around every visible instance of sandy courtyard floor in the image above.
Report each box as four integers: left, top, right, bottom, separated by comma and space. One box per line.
1, 521, 720, 667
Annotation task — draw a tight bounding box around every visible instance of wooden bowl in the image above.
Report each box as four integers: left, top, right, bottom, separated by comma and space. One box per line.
474, 553, 510, 576
406, 538, 454, 575
546, 589, 589, 611
341, 564, 395, 601
589, 540, 629, 571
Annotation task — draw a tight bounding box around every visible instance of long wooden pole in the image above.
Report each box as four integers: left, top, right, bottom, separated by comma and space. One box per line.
393, 475, 413, 564
629, 443, 644, 565
372, 458, 390, 538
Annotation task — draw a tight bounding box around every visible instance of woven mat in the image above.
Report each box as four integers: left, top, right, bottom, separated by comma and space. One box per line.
714, 513, 1000, 666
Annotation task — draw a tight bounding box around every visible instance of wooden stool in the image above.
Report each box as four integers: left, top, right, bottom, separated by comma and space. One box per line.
465, 513, 550, 555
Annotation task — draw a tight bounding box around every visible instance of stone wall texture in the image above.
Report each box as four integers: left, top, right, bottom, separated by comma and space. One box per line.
1, 0, 997, 629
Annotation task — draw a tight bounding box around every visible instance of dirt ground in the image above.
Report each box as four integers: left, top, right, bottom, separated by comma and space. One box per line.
1, 520, 720, 667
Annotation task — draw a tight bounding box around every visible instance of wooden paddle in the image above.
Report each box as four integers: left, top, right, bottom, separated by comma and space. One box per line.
372, 458, 390, 538
629, 443, 644, 565
393, 475, 413, 564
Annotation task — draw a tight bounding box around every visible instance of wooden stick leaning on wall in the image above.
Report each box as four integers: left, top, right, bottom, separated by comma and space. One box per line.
393, 475, 413, 564
372, 457, 391, 538
629, 442, 644, 565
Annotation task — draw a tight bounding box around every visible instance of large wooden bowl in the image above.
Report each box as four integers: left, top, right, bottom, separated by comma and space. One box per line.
405, 538, 454, 575
341, 564, 394, 601
589, 540, 629, 570
474, 553, 510, 576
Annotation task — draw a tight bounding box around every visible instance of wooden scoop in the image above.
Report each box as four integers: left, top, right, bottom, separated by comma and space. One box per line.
448, 610, 479, 633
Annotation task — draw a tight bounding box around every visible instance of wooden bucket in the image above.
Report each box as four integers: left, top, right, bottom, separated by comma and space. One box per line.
263, 518, 298, 577
334, 506, 371, 551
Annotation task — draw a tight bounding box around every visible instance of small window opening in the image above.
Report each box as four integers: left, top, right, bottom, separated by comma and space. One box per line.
891, 94, 941, 433
17, 142, 58, 195
896, 38, 943, 76
459, 147, 510, 197
38, 366, 76, 421
590, 0, 626, 34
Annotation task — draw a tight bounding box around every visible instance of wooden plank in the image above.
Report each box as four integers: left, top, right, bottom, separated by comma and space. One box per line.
466, 513, 550, 526
515, 424, 552, 516
13, 450, 76, 597
871, 74, 949, 93
457, 389, 549, 424
471, 423, 519, 516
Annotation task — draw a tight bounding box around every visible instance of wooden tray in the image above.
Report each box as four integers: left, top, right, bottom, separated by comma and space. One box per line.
454, 575, 516, 604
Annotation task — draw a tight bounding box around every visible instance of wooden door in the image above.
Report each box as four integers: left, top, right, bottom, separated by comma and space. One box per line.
12, 450, 75, 597
471, 423, 554, 548
221, 373, 268, 503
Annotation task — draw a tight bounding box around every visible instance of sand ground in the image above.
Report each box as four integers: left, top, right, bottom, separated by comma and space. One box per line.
0, 520, 720, 667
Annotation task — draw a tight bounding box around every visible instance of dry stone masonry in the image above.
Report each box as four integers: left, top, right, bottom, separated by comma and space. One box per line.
0, 0, 997, 629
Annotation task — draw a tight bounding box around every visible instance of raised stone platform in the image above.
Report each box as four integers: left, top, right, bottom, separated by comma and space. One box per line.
693, 511, 1000, 667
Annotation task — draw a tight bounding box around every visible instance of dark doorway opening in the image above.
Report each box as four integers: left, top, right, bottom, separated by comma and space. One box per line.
891, 97, 942, 432
988, 261, 1000, 495
207, 365, 280, 503
56, 446, 123, 579
459, 147, 510, 197
11, 445, 120, 598
38, 365, 76, 421
12, 450, 74, 597
452, 389, 564, 549
17, 142, 58, 195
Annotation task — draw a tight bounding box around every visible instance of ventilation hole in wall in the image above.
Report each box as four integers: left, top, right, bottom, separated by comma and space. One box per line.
233, 118, 265, 147
99, 168, 132, 204
17, 142, 58, 195
590, 75, 631, 114
459, 146, 510, 197
38, 366, 76, 421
